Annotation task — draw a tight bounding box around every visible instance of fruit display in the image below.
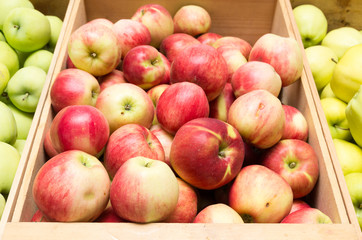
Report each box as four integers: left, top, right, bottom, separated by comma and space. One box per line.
0, 0, 63, 221
292, 3, 362, 232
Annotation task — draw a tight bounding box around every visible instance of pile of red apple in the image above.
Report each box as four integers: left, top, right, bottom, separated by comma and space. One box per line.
31, 3, 333, 224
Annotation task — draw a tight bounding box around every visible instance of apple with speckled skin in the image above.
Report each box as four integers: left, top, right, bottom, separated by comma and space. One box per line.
217, 46, 248, 82
213, 36, 252, 59
193, 203, 244, 223
160, 33, 200, 63
281, 105, 309, 141
281, 208, 333, 223
197, 32, 222, 46
173, 5, 211, 36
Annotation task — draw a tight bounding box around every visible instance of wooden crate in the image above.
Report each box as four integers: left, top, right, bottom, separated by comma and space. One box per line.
289, 0, 362, 237
0, 0, 74, 237
1, 0, 360, 239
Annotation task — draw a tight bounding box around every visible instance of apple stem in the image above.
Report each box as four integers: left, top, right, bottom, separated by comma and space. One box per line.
331, 58, 338, 64
13, 25, 20, 30
22, 92, 29, 101
145, 161, 152, 168
151, 59, 159, 65
288, 162, 296, 169
124, 104, 131, 111
90, 52, 97, 58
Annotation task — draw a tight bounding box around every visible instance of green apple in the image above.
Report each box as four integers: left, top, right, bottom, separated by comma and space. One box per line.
0, 193, 5, 219
344, 172, 362, 230
7, 103, 34, 140
0, 141, 20, 196
0, 0, 34, 30
292, 4, 328, 48
305, 45, 338, 91
0, 62, 10, 94
333, 139, 362, 176
0, 101, 17, 144
330, 44, 362, 103
44, 15, 63, 52
320, 97, 352, 141
322, 27, 362, 59
12, 139, 26, 155
7, 66, 47, 113
3, 8, 51, 52
0, 88, 11, 104
320, 83, 336, 99
0, 31, 5, 42
0, 41, 19, 77
346, 85, 362, 148
24, 50, 53, 73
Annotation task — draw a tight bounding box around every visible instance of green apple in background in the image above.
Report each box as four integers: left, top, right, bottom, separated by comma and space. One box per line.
346, 85, 362, 148
333, 139, 362, 176
7, 66, 47, 113
320, 97, 352, 141
305, 45, 338, 91
322, 27, 362, 60
0, 31, 5, 42
293, 4, 328, 48
0, 101, 17, 144
0, 0, 34, 30
44, 15, 63, 52
24, 50, 53, 73
12, 139, 26, 156
7, 103, 34, 140
0, 193, 5, 219
0, 62, 10, 94
0, 141, 20, 196
330, 44, 362, 103
3, 8, 51, 53
320, 83, 336, 99
344, 172, 362, 230
0, 41, 19, 77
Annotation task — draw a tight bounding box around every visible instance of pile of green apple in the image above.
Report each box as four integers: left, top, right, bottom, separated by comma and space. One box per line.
293, 4, 362, 230
0, 0, 63, 220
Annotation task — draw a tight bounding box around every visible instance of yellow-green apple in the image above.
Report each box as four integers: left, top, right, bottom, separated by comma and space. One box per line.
217, 46, 247, 82
43, 129, 59, 158
50, 105, 109, 157
131, 4, 174, 48
147, 84, 169, 125
7, 103, 33, 140
330, 44, 362, 102
0, 62, 10, 94
213, 36, 252, 59
173, 5, 211, 37
229, 164, 293, 223
0, 31, 5, 41
156, 82, 209, 135
193, 203, 244, 223
32, 150, 111, 222
344, 172, 362, 229
95, 204, 124, 222
68, 22, 120, 76
209, 83, 236, 122
0, 141, 20, 196
159, 33, 200, 63
159, 53, 171, 84
122, 45, 165, 90
110, 156, 179, 223
320, 83, 336, 99
96, 83, 154, 133
104, 123, 165, 179
3, 8, 50, 52
305, 45, 338, 92
24, 49, 53, 73
346, 85, 362, 147
320, 97, 352, 141
290, 199, 311, 214
164, 178, 198, 223
0, 193, 5, 219
170, 118, 244, 190
292, 4, 328, 48
98, 69, 126, 92
231, 61, 282, 98
7, 66, 46, 113
261, 139, 319, 198
333, 139, 362, 176
281, 208, 333, 223
113, 19, 151, 59
170, 44, 228, 101
249, 33, 303, 87
322, 27, 362, 60
281, 104, 309, 141
50, 68, 100, 113
0, 41, 19, 77
0, 0, 34, 30
228, 89, 285, 149
197, 32, 222, 46
150, 124, 173, 167
31, 209, 49, 222
12, 139, 26, 155
44, 15, 63, 52
0, 99, 17, 144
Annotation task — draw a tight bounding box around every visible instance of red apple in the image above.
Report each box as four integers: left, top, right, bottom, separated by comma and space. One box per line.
98, 69, 127, 92
217, 46, 248, 82
31, 210, 49, 222
170, 44, 228, 101
150, 124, 173, 167
229, 165, 293, 223
50, 68, 100, 113
32, 150, 111, 222
209, 83, 236, 122
193, 203, 244, 223
170, 118, 244, 190
95, 204, 124, 222
197, 32, 222, 46
86, 18, 114, 29
110, 156, 179, 223
231, 61, 282, 98
156, 82, 209, 135
281, 208, 333, 223
261, 139, 319, 198
228, 89, 285, 149
249, 33, 303, 87
43, 129, 59, 158
104, 123, 165, 179
147, 84, 170, 125
290, 199, 311, 214
159, 53, 171, 84
281, 104, 309, 141
49, 105, 109, 157
66, 55, 76, 69
173, 5, 211, 36
213, 36, 252, 59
